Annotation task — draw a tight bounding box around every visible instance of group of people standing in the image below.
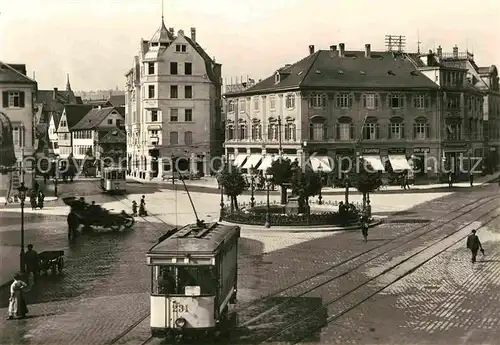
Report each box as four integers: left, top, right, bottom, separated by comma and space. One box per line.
131, 195, 147, 217
29, 180, 45, 210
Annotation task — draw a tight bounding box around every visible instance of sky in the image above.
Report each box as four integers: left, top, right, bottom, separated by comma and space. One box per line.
1, 0, 499, 91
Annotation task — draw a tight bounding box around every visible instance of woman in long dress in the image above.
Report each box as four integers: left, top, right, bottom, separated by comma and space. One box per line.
7, 273, 29, 319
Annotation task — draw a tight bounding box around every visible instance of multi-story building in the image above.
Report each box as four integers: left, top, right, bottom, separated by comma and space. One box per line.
70, 106, 125, 163
223, 43, 486, 183
0, 61, 37, 187
125, 18, 222, 180
56, 104, 94, 158
425, 46, 500, 172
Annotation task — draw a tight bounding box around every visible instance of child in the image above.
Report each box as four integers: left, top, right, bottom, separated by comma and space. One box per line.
132, 201, 138, 217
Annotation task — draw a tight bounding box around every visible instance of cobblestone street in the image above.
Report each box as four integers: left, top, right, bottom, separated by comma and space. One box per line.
0, 180, 499, 344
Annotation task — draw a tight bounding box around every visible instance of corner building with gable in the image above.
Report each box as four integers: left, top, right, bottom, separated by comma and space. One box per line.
224, 43, 491, 183
125, 18, 222, 180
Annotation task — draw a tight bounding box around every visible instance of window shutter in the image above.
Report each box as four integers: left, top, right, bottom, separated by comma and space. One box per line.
323, 124, 328, 139
374, 95, 379, 108
308, 97, 313, 108
2, 91, 8, 107
309, 125, 313, 140
401, 123, 405, 138
335, 123, 340, 140
425, 96, 430, 109
388, 124, 392, 139
413, 124, 417, 139
362, 95, 366, 108
350, 123, 354, 139
375, 123, 380, 139
349, 94, 353, 108
19, 92, 25, 107
400, 96, 405, 108
426, 123, 431, 139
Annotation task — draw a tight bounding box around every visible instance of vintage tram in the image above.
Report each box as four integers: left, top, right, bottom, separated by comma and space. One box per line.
146, 221, 240, 339
100, 166, 126, 193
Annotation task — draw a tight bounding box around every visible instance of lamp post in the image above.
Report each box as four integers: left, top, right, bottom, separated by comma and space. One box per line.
219, 157, 225, 221
250, 165, 255, 208
317, 164, 323, 205
264, 173, 273, 228
20, 122, 25, 183
17, 182, 28, 272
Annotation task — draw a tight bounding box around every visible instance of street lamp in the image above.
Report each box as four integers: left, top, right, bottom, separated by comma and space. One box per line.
17, 182, 28, 272
219, 157, 225, 221
265, 173, 273, 228
249, 165, 255, 208
317, 164, 323, 205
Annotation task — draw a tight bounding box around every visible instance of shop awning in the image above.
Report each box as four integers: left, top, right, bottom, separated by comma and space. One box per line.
232, 154, 248, 168
309, 156, 332, 173
241, 155, 262, 170
389, 155, 411, 171
363, 155, 385, 171
258, 156, 273, 171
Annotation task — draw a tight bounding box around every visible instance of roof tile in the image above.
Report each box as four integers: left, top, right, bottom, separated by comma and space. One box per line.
71, 107, 122, 130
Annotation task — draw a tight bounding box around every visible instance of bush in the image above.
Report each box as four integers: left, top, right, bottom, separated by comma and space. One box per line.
221, 207, 359, 226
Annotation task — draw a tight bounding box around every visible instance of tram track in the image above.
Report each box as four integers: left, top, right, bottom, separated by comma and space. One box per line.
248, 198, 500, 344
232, 194, 499, 318
85, 180, 499, 344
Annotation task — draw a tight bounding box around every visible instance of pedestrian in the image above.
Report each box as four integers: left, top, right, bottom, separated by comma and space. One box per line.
366, 199, 372, 220
139, 195, 148, 216
466, 229, 484, 263
400, 173, 406, 190
448, 172, 453, 188
67, 211, 79, 240
33, 180, 39, 193
469, 172, 474, 186
30, 190, 37, 210
361, 216, 369, 242
7, 273, 29, 320
404, 170, 411, 190
37, 190, 45, 210
132, 201, 138, 217
24, 244, 39, 286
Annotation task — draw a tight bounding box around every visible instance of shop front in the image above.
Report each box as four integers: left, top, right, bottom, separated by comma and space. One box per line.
487, 146, 498, 173
442, 142, 469, 181
360, 148, 385, 171
411, 147, 430, 181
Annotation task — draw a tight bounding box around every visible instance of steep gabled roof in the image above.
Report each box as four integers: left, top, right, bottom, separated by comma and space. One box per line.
72, 107, 119, 130
0, 61, 36, 84
108, 94, 125, 107
184, 36, 221, 85
63, 104, 94, 129
98, 128, 126, 144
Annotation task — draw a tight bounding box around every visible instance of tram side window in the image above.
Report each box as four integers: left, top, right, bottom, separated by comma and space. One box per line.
117, 171, 125, 179
153, 266, 216, 295
111, 171, 117, 179
154, 266, 176, 294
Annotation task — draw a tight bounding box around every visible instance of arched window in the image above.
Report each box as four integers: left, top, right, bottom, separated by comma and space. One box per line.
309, 116, 327, 141
363, 116, 379, 140
226, 120, 235, 140
445, 117, 461, 140
251, 119, 262, 140
413, 117, 430, 140
336, 116, 353, 141
268, 117, 278, 141
388, 116, 405, 139
284, 117, 296, 141
238, 119, 247, 140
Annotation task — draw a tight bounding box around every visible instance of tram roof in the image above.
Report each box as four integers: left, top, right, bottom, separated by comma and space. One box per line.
147, 222, 240, 254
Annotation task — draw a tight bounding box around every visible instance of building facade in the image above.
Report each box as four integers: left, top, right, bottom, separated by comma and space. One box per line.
70, 106, 125, 163
125, 18, 222, 180
0, 62, 37, 185
56, 104, 94, 158
223, 43, 487, 183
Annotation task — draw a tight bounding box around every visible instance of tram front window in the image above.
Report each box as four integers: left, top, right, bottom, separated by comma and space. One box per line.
153, 266, 216, 295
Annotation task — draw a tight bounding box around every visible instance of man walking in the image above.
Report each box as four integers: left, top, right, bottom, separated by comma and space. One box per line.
466, 229, 483, 263
24, 244, 39, 286
67, 211, 79, 240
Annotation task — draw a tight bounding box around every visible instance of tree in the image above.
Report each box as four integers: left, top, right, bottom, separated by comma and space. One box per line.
291, 166, 322, 214
349, 158, 383, 208
219, 165, 247, 212
267, 158, 295, 204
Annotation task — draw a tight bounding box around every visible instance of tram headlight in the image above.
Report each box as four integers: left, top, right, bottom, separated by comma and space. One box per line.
175, 317, 186, 328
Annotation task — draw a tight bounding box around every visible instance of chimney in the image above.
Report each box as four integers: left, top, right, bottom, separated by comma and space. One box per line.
330, 45, 337, 51
339, 43, 345, 58
365, 44, 371, 58
437, 45, 442, 58
53, 87, 58, 100
169, 27, 174, 35
309, 45, 315, 55
190, 27, 196, 42
453, 45, 458, 58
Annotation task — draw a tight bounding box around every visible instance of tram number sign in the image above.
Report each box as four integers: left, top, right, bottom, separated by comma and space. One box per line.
172, 301, 189, 313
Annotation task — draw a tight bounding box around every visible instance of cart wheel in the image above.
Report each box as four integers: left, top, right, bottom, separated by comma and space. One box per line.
58, 258, 64, 273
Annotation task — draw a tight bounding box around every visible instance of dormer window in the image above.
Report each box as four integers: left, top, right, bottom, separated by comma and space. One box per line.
275, 73, 280, 83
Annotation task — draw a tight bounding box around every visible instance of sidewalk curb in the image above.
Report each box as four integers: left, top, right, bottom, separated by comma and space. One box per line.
220, 218, 383, 233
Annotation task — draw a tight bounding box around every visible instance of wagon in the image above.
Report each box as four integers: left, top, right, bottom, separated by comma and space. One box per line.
38, 250, 64, 275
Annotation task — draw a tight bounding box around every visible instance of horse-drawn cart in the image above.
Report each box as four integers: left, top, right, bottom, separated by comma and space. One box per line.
38, 250, 64, 275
